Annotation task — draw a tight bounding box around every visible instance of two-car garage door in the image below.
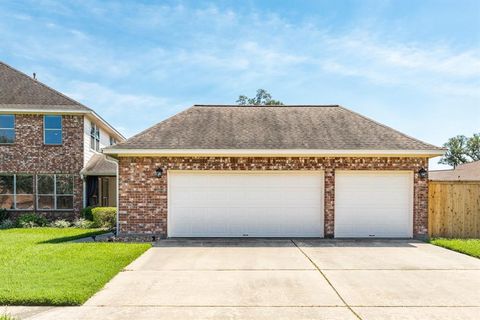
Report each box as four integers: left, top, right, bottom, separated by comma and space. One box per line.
168, 170, 413, 238
168, 171, 324, 237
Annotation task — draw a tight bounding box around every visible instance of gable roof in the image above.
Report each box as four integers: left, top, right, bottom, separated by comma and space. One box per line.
0, 61, 125, 140
0, 61, 91, 111
104, 105, 443, 157
429, 161, 480, 181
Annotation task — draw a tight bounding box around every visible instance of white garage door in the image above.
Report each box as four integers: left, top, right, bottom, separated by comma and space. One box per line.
168, 171, 324, 237
335, 171, 413, 238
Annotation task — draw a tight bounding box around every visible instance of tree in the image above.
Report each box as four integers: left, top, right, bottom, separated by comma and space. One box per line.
466, 133, 480, 161
439, 133, 480, 167
236, 89, 283, 106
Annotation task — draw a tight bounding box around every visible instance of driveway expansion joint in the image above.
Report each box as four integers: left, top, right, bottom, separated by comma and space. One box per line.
291, 239, 363, 320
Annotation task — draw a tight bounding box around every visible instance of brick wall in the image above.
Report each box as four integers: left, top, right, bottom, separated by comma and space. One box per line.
0, 114, 84, 218
118, 156, 429, 238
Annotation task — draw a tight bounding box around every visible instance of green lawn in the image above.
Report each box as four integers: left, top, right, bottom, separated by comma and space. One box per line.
430, 238, 480, 259
0, 228, 150, 306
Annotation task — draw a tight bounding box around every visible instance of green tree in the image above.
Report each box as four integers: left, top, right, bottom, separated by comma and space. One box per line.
236, 89, 283, 106
466, 133, 480, 161
439, 133, 480, 167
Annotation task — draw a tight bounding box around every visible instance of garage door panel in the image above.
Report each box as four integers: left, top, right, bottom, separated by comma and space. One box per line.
168, 172, 324, 237
335, 171, 413, 238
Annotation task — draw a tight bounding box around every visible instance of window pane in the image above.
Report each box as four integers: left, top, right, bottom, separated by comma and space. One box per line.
44, 115, 62, 129
45, 130, 62, 144
0, 115, 14, 128
16, 195, 34, 210
37, 175, 54, 194
56, 196, 73, 209
16, 175, 33, 194
0, 129, 15, 143
0, 195, 14, 209
38, 195, 54, 209
0, 175, 14, 194
56, 175, 73, 194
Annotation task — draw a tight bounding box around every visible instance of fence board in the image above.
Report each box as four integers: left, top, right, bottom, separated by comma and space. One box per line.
428, 181, 480, 238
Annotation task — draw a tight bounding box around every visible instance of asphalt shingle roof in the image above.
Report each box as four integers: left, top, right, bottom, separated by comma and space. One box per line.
429, 161, 480, 181
0, 61, 91, 111
110, 105, 441, 150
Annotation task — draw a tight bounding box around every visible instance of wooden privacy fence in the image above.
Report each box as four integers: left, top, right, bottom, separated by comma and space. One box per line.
428, 181, 480, 238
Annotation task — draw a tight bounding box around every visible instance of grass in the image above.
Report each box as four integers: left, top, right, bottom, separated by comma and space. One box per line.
430, 238, 480, 259
0, 228, 151, 306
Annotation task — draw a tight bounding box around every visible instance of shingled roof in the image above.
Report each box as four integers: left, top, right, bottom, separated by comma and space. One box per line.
105, 105, 442, 152
0, 61, 91, 112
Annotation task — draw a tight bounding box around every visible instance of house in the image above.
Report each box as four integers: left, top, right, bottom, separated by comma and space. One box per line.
0, 62, 125, 218
429, 161, 480, 181
103, 105, 444, 239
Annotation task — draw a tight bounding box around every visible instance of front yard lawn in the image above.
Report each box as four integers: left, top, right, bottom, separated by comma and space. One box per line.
0, 228, 150, 305
430, 238, 480, 259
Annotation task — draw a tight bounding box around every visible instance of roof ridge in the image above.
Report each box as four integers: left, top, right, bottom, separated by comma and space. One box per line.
193, 104, 340, 107
0, 61, 91, 110
337, 105, 444, 151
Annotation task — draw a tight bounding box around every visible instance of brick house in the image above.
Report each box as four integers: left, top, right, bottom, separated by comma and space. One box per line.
0, 62, 125, 219
104, 105, 444, 239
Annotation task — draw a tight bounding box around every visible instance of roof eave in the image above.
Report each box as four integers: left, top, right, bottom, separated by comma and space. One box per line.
0, 106, 125, 141
103, 148, 445, 158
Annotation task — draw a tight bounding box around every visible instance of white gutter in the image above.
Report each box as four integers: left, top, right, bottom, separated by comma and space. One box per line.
103, 148, 446, 158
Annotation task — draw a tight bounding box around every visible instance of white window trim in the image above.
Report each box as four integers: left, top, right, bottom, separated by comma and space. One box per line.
43, 115, 63, 145
0, 114, 15, 145
90, 121, 100, 152
0, 174, 34, 211
36, 174, 74, 211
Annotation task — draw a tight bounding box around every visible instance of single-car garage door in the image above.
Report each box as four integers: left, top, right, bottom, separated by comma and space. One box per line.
335, 171, 413, 238
168, 171, 324, 237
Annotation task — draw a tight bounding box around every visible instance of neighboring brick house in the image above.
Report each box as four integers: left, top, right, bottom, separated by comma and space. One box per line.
104, 105, 444, 239
0, 62, 125, 219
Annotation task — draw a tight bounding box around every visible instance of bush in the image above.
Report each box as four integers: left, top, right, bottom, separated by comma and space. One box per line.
73, 218, 94, 229
17, 213, 48, 228
0, 208, 9, 222
0, 219, 15, 229
81, 206, 94, 221
91, 207, 116, 229
50, 219, 71, 228
1, 314, 18, 320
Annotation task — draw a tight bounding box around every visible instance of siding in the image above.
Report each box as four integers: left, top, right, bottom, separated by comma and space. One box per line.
83, 116, 114, 166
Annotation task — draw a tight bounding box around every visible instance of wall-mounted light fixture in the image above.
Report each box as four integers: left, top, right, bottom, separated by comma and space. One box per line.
418, 168, 428, 179
155, 167, 163, 178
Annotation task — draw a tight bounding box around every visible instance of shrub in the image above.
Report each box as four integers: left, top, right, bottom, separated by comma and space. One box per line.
73, 218, 94, 229
17, 213, 48, 228
0, 314, 18, 320
0, 219, 15, 229
81, 206, 94, 221
91, 207, 116, 229
0, 208, 9, 222
50, 219, 71, 228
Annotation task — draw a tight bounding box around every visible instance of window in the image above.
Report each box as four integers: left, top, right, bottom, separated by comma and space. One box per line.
109, 136, 117, 146
0, 115, 15, 144
37, 174, 74, 210
90, 122, 100, 151
44, 115, 62, 145
0, 174, 34, 210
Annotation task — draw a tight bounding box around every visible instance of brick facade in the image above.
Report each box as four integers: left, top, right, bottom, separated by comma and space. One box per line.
0, 114, 84, 219
118, 156, 429, 238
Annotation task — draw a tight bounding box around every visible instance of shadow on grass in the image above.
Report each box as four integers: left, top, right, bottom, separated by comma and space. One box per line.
38, 229, 109, 244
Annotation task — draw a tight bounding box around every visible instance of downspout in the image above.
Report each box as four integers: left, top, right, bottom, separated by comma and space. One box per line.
104, 155, 120, 236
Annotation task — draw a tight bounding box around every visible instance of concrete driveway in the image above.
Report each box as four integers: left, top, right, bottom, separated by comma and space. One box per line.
26, 239, 480, 320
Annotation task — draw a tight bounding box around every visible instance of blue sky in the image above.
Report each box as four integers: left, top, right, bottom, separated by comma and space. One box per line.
1, 0, 479, 169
